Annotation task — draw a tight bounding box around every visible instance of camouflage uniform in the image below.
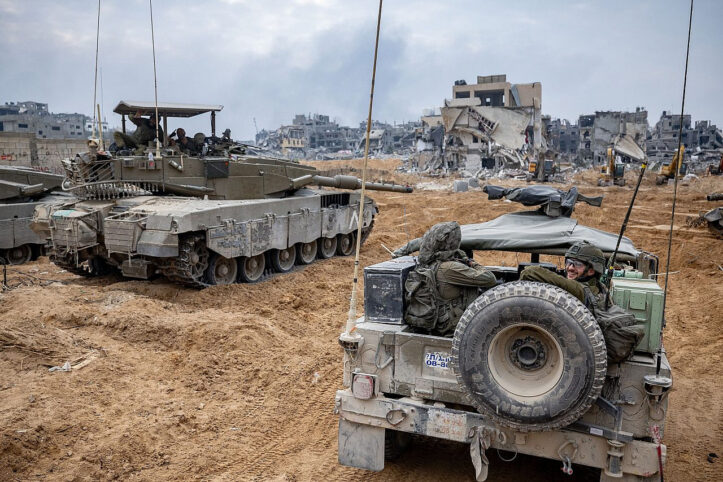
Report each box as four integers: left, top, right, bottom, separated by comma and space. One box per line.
113, 116, 163, 149
519, 265, 606, 311
408, 222, 497, 336
520, 241, 608, 311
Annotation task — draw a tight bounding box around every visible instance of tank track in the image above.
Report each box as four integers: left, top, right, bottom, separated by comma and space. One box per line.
159, 233, 211, 288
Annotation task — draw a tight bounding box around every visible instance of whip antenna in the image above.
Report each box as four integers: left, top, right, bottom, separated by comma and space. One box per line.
91, 0, 101, 139
149, 0, 161, 158
658, 0, 694, 375
341, 0, 383, 340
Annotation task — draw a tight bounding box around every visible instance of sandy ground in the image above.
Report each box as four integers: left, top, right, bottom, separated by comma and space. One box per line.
1, 159, 721, 481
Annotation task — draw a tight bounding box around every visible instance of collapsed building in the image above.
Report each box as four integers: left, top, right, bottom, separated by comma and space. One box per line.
257, 114, 419, 160
576, 109, 648, 164
647, 111, 723, 166
411, 74, 542, 176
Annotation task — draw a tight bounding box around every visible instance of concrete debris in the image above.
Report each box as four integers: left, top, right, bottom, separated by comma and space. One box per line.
48, 361, 71, 372
453, 180, 469, 192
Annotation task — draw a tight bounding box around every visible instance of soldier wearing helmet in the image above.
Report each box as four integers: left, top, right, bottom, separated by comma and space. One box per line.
520, 241, 608, 311
113, 110, 163, 151
405, 222, 497, 336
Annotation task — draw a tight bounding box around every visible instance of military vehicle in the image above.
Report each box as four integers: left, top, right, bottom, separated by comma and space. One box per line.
32, 101, 412, 286
335, 211, 671, 481
0, 166, 74, 265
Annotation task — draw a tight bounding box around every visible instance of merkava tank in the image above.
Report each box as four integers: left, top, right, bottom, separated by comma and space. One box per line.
33, 101, 412, 286
0, 166, 75, 265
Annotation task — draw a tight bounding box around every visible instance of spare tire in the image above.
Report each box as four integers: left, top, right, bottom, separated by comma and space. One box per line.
451, 281, 606, 432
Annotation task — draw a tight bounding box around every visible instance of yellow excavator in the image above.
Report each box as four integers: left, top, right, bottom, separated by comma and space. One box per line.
656, 146, 687, 185
598, 147, 626, 186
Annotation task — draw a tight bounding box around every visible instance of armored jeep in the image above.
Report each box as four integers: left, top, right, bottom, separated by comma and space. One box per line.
335, 211, 671, 481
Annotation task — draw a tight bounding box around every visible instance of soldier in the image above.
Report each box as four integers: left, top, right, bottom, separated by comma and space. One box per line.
520, 240, 607, 311
113, 111, 163, 150
170, 128, 198, 155
405, 221, 497, 336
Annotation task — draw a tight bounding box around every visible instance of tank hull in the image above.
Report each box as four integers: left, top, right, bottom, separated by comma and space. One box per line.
37, 188, 377, 286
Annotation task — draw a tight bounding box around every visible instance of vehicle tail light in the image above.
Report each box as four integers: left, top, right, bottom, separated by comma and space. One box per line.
351, 373, 376, 400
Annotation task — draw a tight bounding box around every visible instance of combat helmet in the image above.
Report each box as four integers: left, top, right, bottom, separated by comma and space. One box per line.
565, 241, 605, 275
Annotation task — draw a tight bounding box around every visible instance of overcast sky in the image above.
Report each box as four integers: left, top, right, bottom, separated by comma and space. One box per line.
1, 0, 720, 140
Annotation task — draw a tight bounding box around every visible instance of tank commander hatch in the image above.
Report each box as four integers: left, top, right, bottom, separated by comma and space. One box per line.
404, 222, 497, 336
520, 240, 608, 311
113, 110, 163, 151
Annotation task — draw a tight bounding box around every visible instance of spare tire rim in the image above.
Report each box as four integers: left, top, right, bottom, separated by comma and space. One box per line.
488, 323, 564, 398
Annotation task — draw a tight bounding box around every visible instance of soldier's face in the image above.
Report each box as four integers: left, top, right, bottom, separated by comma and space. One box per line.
565, 258, 592, 280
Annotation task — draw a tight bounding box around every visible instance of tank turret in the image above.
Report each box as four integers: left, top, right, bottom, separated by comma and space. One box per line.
0, 166, 74, 264
61, 148, 411, 200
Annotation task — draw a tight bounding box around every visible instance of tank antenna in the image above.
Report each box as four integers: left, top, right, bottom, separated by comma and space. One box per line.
149, 0, 161, 158
342, 0, 383, 340
658, 0, 694, 376
91, 0, 101, 140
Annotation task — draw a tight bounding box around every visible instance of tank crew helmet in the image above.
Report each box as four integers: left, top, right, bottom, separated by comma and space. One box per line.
565, 241, 606, 275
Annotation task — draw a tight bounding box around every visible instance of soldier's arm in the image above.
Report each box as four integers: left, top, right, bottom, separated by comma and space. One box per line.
438, 262, 497, 288
392, 237, 422, 257
519, 265, 585, 303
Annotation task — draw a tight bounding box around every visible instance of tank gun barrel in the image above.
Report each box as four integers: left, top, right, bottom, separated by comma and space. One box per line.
291, 174, 412, 193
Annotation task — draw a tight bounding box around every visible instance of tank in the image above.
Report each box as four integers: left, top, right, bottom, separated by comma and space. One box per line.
33, 119, 412, 286
0, 166, 75, 265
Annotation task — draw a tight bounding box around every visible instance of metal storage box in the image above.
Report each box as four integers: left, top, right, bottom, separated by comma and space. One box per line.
363, 256, 416, 324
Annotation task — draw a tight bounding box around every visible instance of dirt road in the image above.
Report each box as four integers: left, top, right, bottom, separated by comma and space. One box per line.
1, 161, 721, 481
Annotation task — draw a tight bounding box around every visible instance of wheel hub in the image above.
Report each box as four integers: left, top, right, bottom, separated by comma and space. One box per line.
510, 336, 546, 370
280, 250, 290, 261
218, 264, 229, 276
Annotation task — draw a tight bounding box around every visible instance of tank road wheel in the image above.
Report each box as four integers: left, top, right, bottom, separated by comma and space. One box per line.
336, 232, 355, 256
5, 244, 33, 265
296, 240, 318, 265
317, 237, 337, 259
451, 281, 606, 432
205, 253, 238, 285
270, 247, 296, 273
237, 253, 265, 283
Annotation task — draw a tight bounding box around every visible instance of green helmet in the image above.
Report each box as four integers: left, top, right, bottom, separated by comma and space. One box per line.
565, 241, 605, 275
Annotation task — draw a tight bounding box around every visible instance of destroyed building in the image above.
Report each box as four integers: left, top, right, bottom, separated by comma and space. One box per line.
357, 119, 419, 154
438, 74, 542, 174
0, 101, 91, 139
647, 111, 723, 164
544, 117, 579, 157
412, 111, 445, 170
577, 109, 648, 164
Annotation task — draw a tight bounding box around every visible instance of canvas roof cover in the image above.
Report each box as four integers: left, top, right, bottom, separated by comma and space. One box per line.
458, 211, 640, 258
113, 101, 223, 118
395, 212, 641, 260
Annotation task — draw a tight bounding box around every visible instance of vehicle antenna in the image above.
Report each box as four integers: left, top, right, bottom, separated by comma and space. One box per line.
149, 0, 161, 159
658, 0, 694, 377
91, 0, 101, 140
604, 160, 648, 307
341, 0, 383, 341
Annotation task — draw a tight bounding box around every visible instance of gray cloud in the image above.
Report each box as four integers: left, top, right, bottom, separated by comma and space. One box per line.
1, 0, 720, 140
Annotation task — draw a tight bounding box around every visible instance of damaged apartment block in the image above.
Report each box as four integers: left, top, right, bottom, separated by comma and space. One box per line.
436, 74, 542, 175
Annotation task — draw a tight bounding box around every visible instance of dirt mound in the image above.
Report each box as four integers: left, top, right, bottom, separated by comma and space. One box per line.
0, 161, 721, 481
